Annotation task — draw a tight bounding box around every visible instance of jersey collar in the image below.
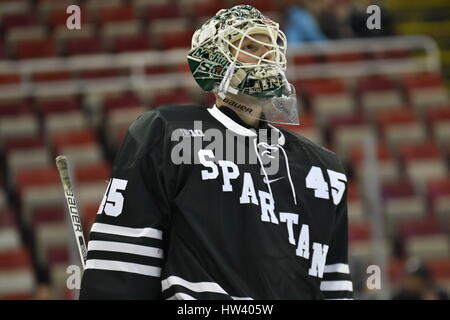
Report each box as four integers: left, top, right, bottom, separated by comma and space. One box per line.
207, 105, 257, 137
207, 105, 285, 146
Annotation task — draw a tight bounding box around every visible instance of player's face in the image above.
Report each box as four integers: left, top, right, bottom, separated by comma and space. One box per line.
230, 34, 274, 64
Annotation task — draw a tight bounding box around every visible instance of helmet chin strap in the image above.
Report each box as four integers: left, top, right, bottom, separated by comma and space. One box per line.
218, 62, 239, 98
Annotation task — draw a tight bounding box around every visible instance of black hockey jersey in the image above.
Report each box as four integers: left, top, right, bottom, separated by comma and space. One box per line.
79, 105, 353, 300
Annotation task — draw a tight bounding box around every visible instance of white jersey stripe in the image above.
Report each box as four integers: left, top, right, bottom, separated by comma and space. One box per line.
324, 263, 350, 274
325, 298, 354, 300
167, 293, 197, 300
88, 240, 163, 259
161, 275, 253, 300
86, 259, 161, 277
162, 276, 228, 294
320, 280, 353, 292
91, 223, 163, 240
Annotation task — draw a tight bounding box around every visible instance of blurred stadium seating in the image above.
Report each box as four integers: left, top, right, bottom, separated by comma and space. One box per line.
0, 0, 449, 300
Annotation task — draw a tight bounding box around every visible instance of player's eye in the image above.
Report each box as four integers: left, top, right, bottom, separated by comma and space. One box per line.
244, 44, 258, 52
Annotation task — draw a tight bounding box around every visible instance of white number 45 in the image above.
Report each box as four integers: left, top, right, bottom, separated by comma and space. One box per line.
305, 166, 347, 205
98, 178, 128, 217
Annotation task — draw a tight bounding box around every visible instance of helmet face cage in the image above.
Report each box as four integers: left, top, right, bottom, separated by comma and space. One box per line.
216, 19, 288, 71
187, 5, 299, 125
188, 5, 290, 96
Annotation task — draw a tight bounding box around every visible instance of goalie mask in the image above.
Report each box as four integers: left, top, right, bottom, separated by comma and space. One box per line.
187, 5, 299, 125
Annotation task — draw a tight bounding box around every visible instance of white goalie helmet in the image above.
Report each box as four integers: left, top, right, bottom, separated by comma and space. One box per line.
187, 5, 299, 125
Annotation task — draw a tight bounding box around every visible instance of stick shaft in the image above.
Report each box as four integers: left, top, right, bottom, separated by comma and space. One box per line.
55, 155, 87, 269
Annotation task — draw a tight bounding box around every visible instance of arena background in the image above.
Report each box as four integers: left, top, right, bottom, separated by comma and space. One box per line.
0, 0, 449, 300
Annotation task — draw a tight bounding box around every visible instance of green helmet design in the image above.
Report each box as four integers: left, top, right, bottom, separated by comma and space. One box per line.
187, 5, 293, 100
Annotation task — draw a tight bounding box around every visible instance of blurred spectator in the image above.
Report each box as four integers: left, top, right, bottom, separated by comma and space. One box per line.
318, 0, 354, 39
283, 0, 395, 43
284, 0, 327, 44
392, 258, 449, 300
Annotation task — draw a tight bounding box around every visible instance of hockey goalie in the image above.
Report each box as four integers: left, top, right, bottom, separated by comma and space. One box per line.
80, 5, 353, 300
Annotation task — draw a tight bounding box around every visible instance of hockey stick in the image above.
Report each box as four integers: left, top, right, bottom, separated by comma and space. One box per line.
55, 155, 87, 269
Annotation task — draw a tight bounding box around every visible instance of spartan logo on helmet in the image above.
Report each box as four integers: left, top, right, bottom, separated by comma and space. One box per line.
190, 47, 230, 90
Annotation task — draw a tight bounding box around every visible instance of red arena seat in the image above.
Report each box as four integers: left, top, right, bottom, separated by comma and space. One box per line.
31, 71, 71, 82
15, 39, 57, 59
152, 90, 194, 106
349, 143, 400, 183
301, 78, 355, 126
98, 5, 135, 24
113, 34, 152, 53
0, 100, 32, 117
37, 97, 80, 116
66, 37, 104, 56
0, 73, 21, 86
399, 141, 447, 186
381, 180, 427, 227
75, 163, 111, 184
403, 72, 449, 111
426, 177, 450, 223
0, 247, 35, 300
145, 3, 180, 21
357, 75, 404, 116
1, 13, 37, 31
158, 30, 193, 50
376, 108, 427, 149
426, 106, 450, 146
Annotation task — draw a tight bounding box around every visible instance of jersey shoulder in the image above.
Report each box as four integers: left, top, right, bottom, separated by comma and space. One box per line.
117, 105, 208, 167
126, 104, 208, 147
278, 126, 345, 172
128, 104, 208, 137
